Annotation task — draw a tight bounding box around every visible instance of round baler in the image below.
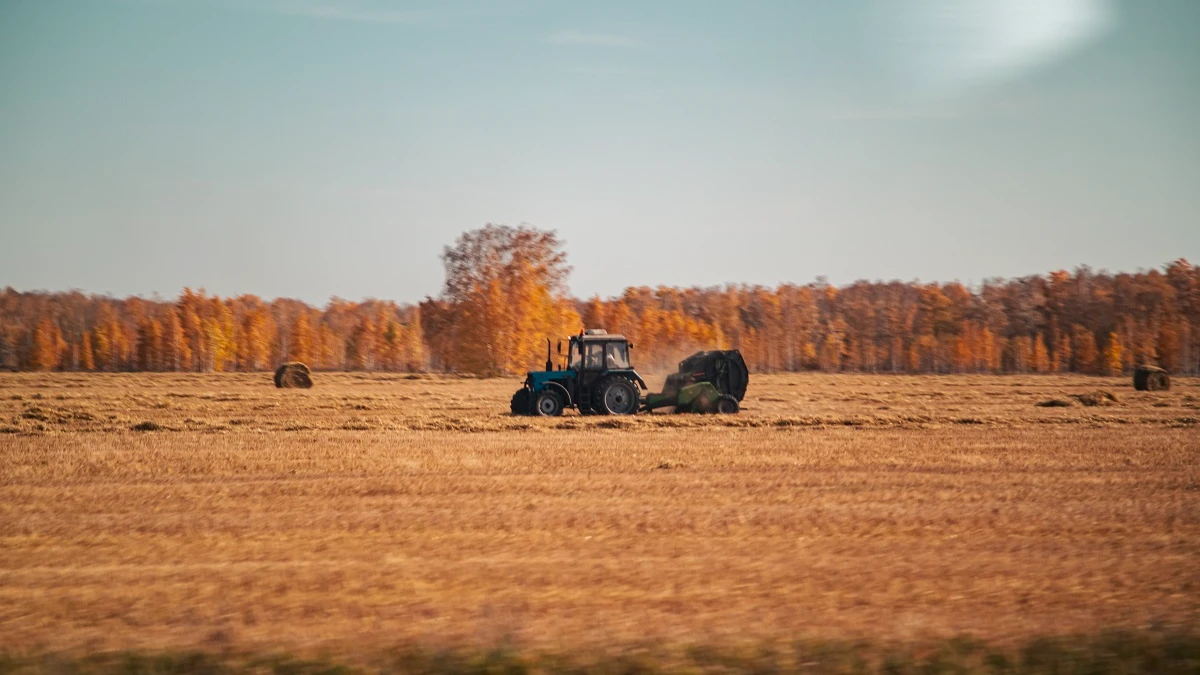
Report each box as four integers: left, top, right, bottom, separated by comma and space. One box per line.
643, 350, 749, 414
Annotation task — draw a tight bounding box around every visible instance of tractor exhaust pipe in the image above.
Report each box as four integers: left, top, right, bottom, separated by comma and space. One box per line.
546, 338, 554, 372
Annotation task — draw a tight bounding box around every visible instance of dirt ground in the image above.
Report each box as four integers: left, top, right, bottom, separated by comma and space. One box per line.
0, 371, 1197, 655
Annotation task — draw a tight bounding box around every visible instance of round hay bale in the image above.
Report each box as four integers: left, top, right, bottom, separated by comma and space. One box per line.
1133, 365, 1169, 392
274, 362, 313, 389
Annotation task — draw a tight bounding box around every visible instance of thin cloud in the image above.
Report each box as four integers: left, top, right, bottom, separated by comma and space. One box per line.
121, 0, 421, 22
259, 2, 426, 23
825, 105, 962, 121
122, 0, 434, 22
547, 30, 637, 48
278, 6, 420, 23
187, 0, 450, 24
877, 0, 1118, 93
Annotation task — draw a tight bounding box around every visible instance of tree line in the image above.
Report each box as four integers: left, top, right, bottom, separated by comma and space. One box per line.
2, 289, 423, 374
1, 226, 1196, 376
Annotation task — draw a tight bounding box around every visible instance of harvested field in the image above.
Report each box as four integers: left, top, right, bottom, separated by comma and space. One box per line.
0, 371, 1197, 658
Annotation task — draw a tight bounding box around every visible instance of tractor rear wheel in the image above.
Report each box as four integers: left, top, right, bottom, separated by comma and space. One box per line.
596, 376, 639, 415
510, 388, 532, 415
716, 395, 739, 414
534, 390, 565, 417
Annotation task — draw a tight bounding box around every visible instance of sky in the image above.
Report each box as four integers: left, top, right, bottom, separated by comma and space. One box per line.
1, 0, 1197, 304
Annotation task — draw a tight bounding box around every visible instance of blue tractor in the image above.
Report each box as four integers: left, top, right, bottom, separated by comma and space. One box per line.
510, 329, 648, 416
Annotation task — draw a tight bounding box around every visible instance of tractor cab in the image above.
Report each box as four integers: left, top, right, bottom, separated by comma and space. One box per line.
511, 329, 647, 416
567, 331, 631, 372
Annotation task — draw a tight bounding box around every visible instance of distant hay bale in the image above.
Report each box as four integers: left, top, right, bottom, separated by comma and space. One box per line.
1070, 390, 1119, 407
274, 362, 313, 389
1133, 365, 1170, 392
1036, 398, 1074, 408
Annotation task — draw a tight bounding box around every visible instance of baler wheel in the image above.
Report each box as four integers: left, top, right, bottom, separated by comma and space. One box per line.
716, 395, 739, 414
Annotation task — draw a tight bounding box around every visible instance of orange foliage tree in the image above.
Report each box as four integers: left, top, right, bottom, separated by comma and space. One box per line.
433, 224, 580, 375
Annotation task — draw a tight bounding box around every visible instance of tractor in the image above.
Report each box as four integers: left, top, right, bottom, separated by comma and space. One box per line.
510, 329, 648, 416
510, 329, 749, 416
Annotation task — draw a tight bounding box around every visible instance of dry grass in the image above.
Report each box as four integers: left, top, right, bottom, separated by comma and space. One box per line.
0, 371, 1197, 657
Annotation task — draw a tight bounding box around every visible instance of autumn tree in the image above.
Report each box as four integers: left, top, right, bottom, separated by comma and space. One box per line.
236, 301, 271, 371
1072, 325, 1099, 375
288, 311, 314, 365
29, 317, 66, 370
1032, 334, 1050, 373
349, 314, 377, 370
439, 224, 577, 375
1102, 332, 1123, 376
137, 318, 164, 371
1054, 331, 1072, 373
206, 298, 236, 371
165, 310, 188, 371
581, 295, 607, 330
177, 289, 207, 371
80, 330, 96, 371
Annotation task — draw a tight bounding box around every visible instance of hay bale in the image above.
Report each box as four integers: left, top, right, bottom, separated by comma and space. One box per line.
274, 362, 313, 389
1070, 390, 1118, 407
1036, 398, 1074, 408
1133, 365, 1170, 392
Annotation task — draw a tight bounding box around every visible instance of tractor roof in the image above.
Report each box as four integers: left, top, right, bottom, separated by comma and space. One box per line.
576, 333, 627, 342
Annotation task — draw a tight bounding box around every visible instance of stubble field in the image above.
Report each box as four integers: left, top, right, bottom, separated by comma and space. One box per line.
0, 370, 1197, 662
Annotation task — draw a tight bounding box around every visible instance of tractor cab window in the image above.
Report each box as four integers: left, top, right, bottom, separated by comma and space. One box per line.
568, 342, 582, 369
585, 343, 605, 370
605, 342, 629, 369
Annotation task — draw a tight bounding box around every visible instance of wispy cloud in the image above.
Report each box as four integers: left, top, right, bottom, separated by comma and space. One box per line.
142, 0, 460, 24
555, 64, 641, 77
824, 105, 962, 121
877, 0, 1118, 93
822, 87, 1124, 123
547, 30, 637, 48
254, 1, 429, 23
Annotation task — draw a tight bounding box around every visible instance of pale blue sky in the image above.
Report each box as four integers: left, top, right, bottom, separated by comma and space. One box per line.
1, 0, 1197, 303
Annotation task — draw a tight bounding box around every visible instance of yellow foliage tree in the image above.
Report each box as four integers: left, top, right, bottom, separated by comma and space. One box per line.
29, 317, 65, 371
439, 224, 575, 375
237, 305, 270, 371
1102, 332, 1123, 376
1072, 325, 1098, 375
80, 330, 96, 371
582, 295, 607, 331
137, 318, 164, 371
288, 312, 314, 365
1032, 333, 1050, 373
1054, 332, 1072, 373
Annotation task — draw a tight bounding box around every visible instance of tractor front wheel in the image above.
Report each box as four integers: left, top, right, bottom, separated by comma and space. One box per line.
534, 390, 565, 417
597, 377, 639, 415
510, 388, 532, 415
